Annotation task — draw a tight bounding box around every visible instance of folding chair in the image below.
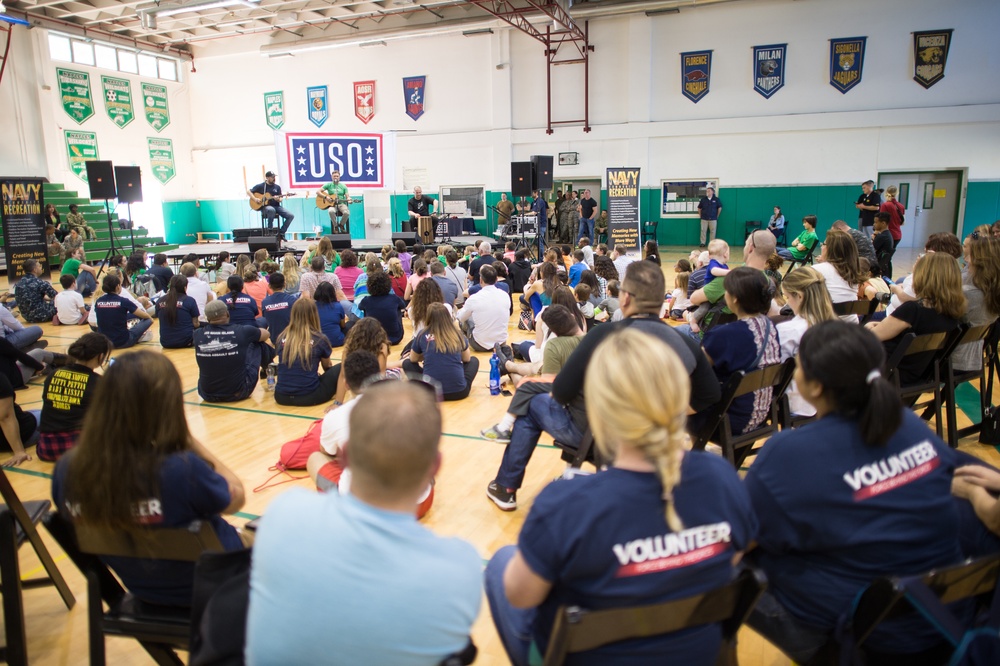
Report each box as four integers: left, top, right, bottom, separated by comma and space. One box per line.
744, 220, 762, 240
641, 220, 658, 246
885, 329, 961, 439
542, 567, 767, 665
772, 224, 787, 247
692, 359, 796, 469
783, 239, 819, 276
553, 427, 605, 472
936, 321, 997, 446
832, 299, 879, 326
44, 512, 225, 666
0, 470, 75, 666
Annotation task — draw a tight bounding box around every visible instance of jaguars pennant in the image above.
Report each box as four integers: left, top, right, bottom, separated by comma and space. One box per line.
829, 37, 867, 94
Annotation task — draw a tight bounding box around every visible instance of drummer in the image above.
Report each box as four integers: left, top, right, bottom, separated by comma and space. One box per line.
407, 186, 437, 230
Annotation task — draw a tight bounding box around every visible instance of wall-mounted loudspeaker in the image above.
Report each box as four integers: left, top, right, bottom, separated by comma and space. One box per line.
324, 234, 352, 250
531, 155, 554, 190
248, 236, 281, 255
511, 162, 533, 197
85, 161, 117, 200
114, 166, 143, 203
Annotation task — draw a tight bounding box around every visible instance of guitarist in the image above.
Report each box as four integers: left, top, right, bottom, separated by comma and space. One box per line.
248, 171, 294, 245
319, 170, 351, 234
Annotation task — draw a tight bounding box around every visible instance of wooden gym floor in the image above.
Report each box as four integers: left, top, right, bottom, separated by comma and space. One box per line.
1, 247, 997, 665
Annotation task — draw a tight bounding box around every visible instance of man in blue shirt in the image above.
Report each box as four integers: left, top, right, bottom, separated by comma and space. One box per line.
260, 273, 298, 341
530, 190, 547, 257
246, 381, 482, 665
697, 186, 723, 248
94, 274, 153, 348
247, 171, 294, 245
194, 300, 272, 402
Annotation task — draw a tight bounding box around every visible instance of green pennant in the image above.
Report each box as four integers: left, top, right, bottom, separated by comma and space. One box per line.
264, 90, 285, 130
141, 82, 171, 132
101, 75, 135, 128
56, 68, 94, 124
147, 137, 176, 184
64, 130, 100, 182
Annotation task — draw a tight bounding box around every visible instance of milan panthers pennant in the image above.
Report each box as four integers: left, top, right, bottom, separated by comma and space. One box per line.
752, 43, 786, 99
354, 81, 375, 124
680, 50, 712, 103
403, 75, 426, 121
307, 85, 328, 128
913, 29, 953, 89
829, 37, 867, 94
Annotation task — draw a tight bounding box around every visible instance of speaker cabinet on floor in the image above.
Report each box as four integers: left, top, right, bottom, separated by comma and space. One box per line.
114, 166, 143, 203
531, 155, 553, 190
392, 232, 418, 249
85, 161, 117, 200
324, 234, 352, 250
511, 162, 533, 197
248, 236, 280, 255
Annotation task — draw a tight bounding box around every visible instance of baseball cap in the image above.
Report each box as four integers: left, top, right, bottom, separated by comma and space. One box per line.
265, 171, 275, 178
205, 300, 228, 319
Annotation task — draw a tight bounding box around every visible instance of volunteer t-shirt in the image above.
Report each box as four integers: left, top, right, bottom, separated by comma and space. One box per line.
359, 294, 406, 344
156, 296, 200, 348
261, 291, 298, 341
218, 293, 259, 326
317, 302, 346, 347
412, 330, 469, 395
95, 293, 138, 348
194, 323, 262, 399
276, 335, 333, 396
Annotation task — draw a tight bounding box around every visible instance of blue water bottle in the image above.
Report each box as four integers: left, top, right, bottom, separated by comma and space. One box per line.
489, 353, 501, 395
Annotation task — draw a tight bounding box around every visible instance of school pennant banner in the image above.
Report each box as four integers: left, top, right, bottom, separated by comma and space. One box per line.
56, 68, 94, 124
279, 132, 388, 189
264, 90, 285, 130
101, 75, 135, 128
148, 137, 176, 185
913, 29, 953, 89
403, 75, 425, 121
141, 82, 170, 131
64, 130, 99, 183
752, 43, 786, 99
680, 50, 712, 103
354, 81, 375, 124
829, 37, 867, 94
307, 85, 328, 128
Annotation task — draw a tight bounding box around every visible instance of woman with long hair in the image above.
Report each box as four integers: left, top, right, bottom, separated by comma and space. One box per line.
767, 205, 785, 237
403, 258, 431, 302
408, 277, 445, 341
404, 303, 480, 401
879, 185, 905, 250
643, 240, 661, 265
350, 254, 383, 315
745, 321, 965, 664
281, 253, 301, 294
313, 282, 346, 348
274, 298, 337, 406
358, 272, 406, 345
387, 257, 407, 298
218, 275, 261, 327
954, 236, 1000, 372
394, 239, 413, 274
37, 332, 112, 462
242, 267, 270, 313
593, 254, 620, 288
578, 268, 604, 303
51, 351, 247, 606
156, 275, 200, 348
486, 328, 755, 664
814, 229, 864, 320
333, 317, 400, 403
523, 261, 560, 308
775, 267, 837, 417
212, 250, 236, 282
866, 251, 966, 386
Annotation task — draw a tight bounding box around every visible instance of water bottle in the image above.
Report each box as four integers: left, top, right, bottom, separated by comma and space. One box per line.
266, 363, 277, 391
489, 353, 501, 396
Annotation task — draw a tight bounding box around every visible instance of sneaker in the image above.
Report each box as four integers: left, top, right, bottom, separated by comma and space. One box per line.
492, 343, 510, 376
487, 481, 517, 511
139, 329, 153, 343
480, 425, 512, 443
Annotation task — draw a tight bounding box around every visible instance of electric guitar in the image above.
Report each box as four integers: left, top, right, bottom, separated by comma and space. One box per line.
249, 192, 297, 211
315, 192, 362, 210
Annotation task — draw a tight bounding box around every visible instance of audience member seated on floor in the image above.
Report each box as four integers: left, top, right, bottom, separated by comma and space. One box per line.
487, 261, 722, 511
274, 298, 337, 407
744, 321, 975, 664
812, 229, 864, 322
880, 232, 964, 321
313, 282, 346, 348
219, 275, 262, 328
147, 253, 174, 292
53, 275, 90, 327
443, 250, 468, 307
458, 265, 510, 353
687, 268, 782, 438
403, 258, 431, 302
514, 286, 583, 365
334, 249, 363, 301
37, 333, 110, 462
0, 334, 57, 390
388, 257, 407, 299
14, 259, 58, 323
242, 268, 270, 314
865, 251, 965, 386
247, 380, 481, 664
482, 305, 586, 443
402, 304, 480, 402
0, 294, 44, 346
156, 276, 200, 349
180, 262, 214, 323
486, 327, 757, 666
52, 351, 249, 606
776, 215, 819, 262
332, 318, 398, 404
685, 251, 711, 298
953, 235, 1000, 372
775, 267, 837, 418
0, 371, 43, 467
407, 278, 445, 344
194, 300, 273, 403
261, 273, 298, 342
60, 247, 98, 298
522, 261, 560, 313
468, 241, 494, 285
300, 256, 347, 301
86, 267, 153, 331
429, 259, 459, 308
95, 274, 153, 349
281, 254, 302, 295
349, 254, 382, 319
359, 272, 407, 346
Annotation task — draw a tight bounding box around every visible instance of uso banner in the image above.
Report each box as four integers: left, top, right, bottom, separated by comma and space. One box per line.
277, 132, 394, 189
913, 29, 953, 89
606, 168, 642, 257
0, 179, 49, 284
680, 50, 712, 103
830, 37, 866, 94
752, 43, 786, 99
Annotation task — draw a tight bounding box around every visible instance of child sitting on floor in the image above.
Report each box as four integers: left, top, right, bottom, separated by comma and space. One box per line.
669, 272, 692, 320
574, 283, 595, 323
53, 274, 89, 326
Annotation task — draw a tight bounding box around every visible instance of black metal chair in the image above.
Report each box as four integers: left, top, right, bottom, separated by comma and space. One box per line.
542, 567, 767, 665
553, 427, 605, 472
936, 321, 997, 447
771, 224, 787, 247
884, 329, 963, 439
783, 239, 819, 276
0, 469, 76, 666
641, 220, 658, 246
744, 220, 762, 240
833, 299, 880, 326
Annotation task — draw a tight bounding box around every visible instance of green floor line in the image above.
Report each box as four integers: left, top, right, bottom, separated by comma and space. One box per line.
6, 466, 53, 480
235, 511, 260, 520
183, 387, 200, 395
955, 382, 983, 426
183, 401, 317, 420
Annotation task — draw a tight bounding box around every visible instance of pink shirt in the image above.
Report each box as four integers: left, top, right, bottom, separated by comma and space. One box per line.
335, 266, 364, 300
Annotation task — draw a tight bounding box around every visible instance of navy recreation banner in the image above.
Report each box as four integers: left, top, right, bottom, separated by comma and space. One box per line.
606, 167, 642, 257
0, 178, 49, 284
830, 37, 867, 94
680, 50, 712, 103
752, 43, 786, 99
913, 29, 953, 89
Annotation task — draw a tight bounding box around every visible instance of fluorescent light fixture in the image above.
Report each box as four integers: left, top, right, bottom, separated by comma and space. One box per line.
267, 52, 294, 59
359, 40, 386, 48
462, 28, 493, 36
645, 8, 680, 16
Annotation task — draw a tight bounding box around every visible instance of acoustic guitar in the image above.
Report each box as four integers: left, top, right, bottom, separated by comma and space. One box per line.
248, 192, 297, 211
315, 192, 362, 210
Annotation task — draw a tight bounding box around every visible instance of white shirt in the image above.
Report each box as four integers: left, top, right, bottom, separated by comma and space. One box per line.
776, 316, 816, 417
613, 254, 635, 281
184, 277, 213, 322
813, 261, 859, 323
54, 290, 86, 325
886, 274, 915, 317
581, 245, 594, 268
319, 398, 358, 456
457, 284, 509, 348
0, 306, 24, 335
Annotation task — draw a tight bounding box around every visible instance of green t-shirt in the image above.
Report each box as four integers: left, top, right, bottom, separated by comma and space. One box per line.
541, 335, 583, 375
789, 229, 818, 260
61, 257, 82, 277
321, 182, 349, 200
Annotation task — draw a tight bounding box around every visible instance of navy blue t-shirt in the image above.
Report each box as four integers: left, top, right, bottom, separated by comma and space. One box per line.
51, 449, 241, 606
744, 410, 965, 652
156, 295, 200, 348
359, 294, 406, 344
412, 330, 469, 395
147, 264, 174, 292
219, 292, 259, 326
261, 291, 298, 341
316, 302, 346, 347
520, 455, 757, 665
194, 323, 262, 400
95, 293, 138, 348
276, 335, 333, 396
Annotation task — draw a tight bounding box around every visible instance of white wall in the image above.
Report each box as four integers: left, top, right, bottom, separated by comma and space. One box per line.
0, 25, 48, 179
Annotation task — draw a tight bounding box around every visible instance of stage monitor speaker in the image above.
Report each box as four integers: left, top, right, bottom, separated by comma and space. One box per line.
85, 161, 117, 200
233, 227, 268, 242
511, 162, 533, 197
324, 234, 352, 250
114, 166, 143, 203
248, 236, 281, 255
531, 155, 553, 190
392, 232, 418, 249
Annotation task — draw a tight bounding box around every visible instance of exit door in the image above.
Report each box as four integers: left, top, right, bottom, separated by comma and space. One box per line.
879, 171, 961, 248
